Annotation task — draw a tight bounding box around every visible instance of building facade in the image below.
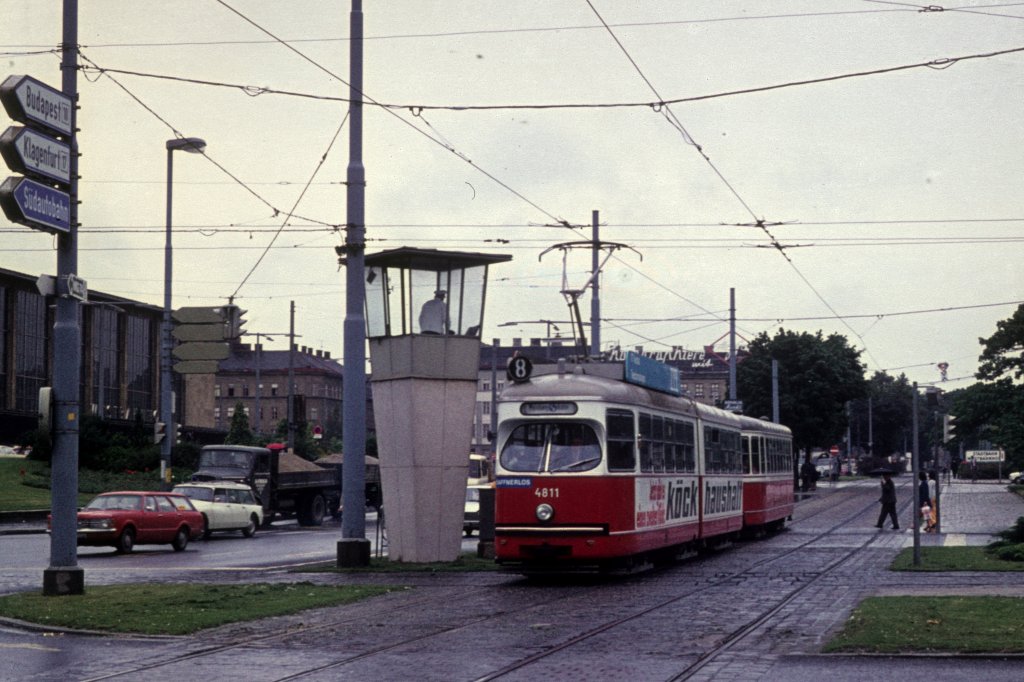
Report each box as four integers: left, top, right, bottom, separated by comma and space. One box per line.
183, 343, 346, 442
0, 267, 163, 444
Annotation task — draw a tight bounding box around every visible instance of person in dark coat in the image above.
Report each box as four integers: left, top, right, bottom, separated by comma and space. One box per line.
875, 472, 899, 530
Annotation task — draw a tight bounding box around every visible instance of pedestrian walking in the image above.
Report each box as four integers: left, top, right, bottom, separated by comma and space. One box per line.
918, 471, 931, 530
875, 471, 899, 530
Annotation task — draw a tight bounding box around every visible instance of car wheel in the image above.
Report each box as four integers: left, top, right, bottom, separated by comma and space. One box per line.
201, 513, 212, 540
172, 527, 189, 552
116, 527, 135, 554
242, 514, 258, 538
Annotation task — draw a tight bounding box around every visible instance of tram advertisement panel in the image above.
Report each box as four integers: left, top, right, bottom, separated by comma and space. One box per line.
635, 477, 699, 529
703, 477, 743, 519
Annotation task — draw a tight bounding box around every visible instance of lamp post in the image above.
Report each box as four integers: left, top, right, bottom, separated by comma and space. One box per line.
162, 137, 206, 483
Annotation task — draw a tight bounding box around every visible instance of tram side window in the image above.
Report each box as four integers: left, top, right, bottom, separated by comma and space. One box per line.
680, 421, 696, 473
723, 430, 742, 473
705, 426, 722, 473
651, 415, 665, 473
606, 409, 636, 472
639, 413, 653, 472
500, 423, 547, 472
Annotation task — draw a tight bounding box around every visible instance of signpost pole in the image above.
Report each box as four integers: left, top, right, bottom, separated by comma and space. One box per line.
43, 0, 83, 596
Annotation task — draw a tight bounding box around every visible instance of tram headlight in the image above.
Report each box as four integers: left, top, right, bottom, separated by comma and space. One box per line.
536, 503, 554, 522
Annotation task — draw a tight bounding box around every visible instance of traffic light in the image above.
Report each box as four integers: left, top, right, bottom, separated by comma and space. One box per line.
175, 422, 183, 445
223, 304, 247, 339
943, 414, 957, 443
154, 421, 166, 445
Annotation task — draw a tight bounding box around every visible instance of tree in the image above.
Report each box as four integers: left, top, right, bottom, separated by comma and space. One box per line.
849, 372, 917, 459
949, 380, 1024, 470
977, 304, 1024, 381
225, 402, 254, 446
737, 328, 867, 456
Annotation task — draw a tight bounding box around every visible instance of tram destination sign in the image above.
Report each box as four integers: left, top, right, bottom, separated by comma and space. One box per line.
0, 75, 73, 137
0, 126, 71, 185
624, 351, 682, 396
0, 175, 70, 233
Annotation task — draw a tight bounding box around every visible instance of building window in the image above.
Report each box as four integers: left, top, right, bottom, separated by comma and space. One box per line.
227, 384, 235, 398
694, 384, 704, 398
214, 384, 221, 398
243, 384, 250, 398
271, 407, 279, 420
214, 407, 221, 421
124, 315, 153, 413
91, 306, 120, 418
311, 407, 318, 421
482, 402, 490, 415
13, 290, 47, 412
710, 383, 721, 401
271, 384, 279, 397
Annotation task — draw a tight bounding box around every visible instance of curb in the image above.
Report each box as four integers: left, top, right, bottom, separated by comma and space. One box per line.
0, 509, 49, 535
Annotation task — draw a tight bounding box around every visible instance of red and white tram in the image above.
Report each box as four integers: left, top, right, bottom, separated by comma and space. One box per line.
494, 358, 787, 573
738, 415, 794, 532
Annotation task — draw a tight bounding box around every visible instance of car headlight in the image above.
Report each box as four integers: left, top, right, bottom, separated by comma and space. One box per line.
536, 503, 554, 522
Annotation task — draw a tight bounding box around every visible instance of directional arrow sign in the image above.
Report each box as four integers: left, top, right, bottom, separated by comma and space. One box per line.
173, 360, 222, 375
0, 75, 73, 137
172, 323, 227, 342
172, 306, 225, 325
0, 176, 70, 233
0, 126, 71, 185
173, 342, 230, 362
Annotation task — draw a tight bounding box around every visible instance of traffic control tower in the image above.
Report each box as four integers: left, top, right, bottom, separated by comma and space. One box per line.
363, 247, 511, 562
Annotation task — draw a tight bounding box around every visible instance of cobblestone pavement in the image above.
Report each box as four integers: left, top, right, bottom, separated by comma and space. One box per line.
1, 478, 1022, 681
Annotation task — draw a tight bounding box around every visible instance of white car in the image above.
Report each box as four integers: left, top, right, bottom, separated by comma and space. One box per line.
172, 482, 263, 539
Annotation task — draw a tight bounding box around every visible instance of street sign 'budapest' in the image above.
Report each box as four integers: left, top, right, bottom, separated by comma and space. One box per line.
0, 126, 71, 185
0, 74, 73, 137
0, 175, 70, 233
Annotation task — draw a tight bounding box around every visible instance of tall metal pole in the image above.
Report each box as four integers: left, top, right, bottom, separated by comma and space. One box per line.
912, 382, 921, 565
45, 0, 83, 596
590, 210, 600, 357
287, 301, 295, 450
254, 333, 262, 436
771, 358, 779, 424
728, 288, 737, 402
340, 0, 369, 559
160, 146, 174, 480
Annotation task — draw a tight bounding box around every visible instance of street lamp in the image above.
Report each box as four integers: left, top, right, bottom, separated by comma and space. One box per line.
161, 136, 206, 483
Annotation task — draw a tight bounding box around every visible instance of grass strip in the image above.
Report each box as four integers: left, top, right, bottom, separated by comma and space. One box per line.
826, 596, 1024, 653
891, 545, 1024, 572
298, 553, 501, 573
0, 582, 397, 635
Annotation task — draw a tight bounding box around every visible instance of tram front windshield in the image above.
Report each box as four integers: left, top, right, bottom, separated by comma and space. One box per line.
500, 422, 601, 473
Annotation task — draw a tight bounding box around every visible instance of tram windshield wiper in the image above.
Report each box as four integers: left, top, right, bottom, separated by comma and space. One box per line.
550, 457, 601, 473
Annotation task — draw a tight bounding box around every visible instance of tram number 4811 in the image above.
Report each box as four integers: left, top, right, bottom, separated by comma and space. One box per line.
535, 487, 560, 499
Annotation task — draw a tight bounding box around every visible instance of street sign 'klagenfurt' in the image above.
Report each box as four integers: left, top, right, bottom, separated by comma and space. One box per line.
0, 175, 70, 233
0, 74, 73, 137
0, 126, 71, 185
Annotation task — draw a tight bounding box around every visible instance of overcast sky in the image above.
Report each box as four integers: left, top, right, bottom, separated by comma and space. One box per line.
2, 1, 1022, 390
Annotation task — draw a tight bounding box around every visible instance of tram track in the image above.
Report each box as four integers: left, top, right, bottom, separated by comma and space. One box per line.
76, 480, 917, 682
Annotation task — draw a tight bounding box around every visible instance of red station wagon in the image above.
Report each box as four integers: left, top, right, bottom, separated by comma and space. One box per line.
68, 491, 205, 553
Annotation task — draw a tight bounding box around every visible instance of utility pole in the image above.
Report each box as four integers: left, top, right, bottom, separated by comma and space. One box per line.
45, 0, 83, 596
590, 210, 600, 357
728, 288, 737, 402
338, 0, 370, 565
912, 383, 921, 565
287, 301, 296, 451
